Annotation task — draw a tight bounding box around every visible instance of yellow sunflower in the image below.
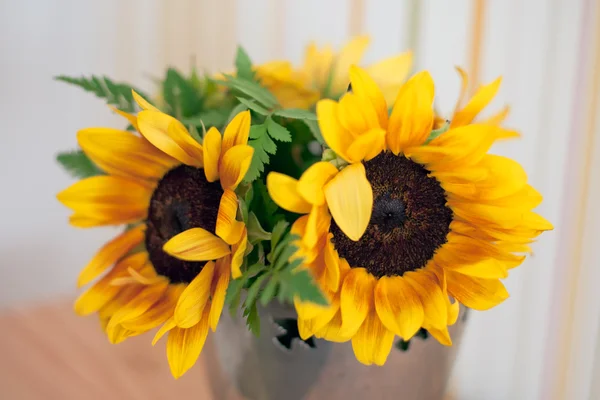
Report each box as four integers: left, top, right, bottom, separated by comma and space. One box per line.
256, 36, 413, 109
57, 92, 253, 378
266, 66, 552, 366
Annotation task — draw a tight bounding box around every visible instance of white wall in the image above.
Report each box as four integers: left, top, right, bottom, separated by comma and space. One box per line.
1, 0, 598, 399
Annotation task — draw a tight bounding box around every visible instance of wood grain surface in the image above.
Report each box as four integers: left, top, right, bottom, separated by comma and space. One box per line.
0, 300, 456, 400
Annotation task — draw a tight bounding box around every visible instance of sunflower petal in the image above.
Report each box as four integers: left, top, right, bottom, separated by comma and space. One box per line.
349, 65, 388, 128
324, 163, 372, 241
231, 228, 248, 279
317, 99, 355, 162
451, 77, 502, 128
77, 128, 177, 181
351, 310, 395, 366
77, 225, 145, 287
374, 275, 424, 339
387, 71, 435, 153
314, 309, 355, 343
340, 268, 376, 336
216, 189, 245, 245
403, 269, 448, 329
332, 36, 370, 93
365, 51, 413, 105
121, 284, 185, 332
167, 308, 210, 379
163, 228, 231, 261
110, 106, 139, 131
425, 324, 453, 346
57, 176, 152, 226
152, 317, 176, 346
303, 205, 331, 249
267, 172, 312, 214
446, 271, 509, 310
174, 261, 216, 328
297, 161, 339, 205
137, 110, 202, 167
209, 256, 231, 332
346, 128, 386, 162
219, 145, 254, 190
203, 127, 222, 182
221, 110, 251, 156
132, 90, 160, 111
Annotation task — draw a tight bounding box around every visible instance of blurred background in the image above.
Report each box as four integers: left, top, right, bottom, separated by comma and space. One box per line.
1, 0, 599, 399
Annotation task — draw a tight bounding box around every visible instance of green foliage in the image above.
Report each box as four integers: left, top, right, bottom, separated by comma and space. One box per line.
273, 108, 317, 120
303, 119, 325, 145
244, 302, 261, 337
247, 212, 272, 244
227, 102, 249, 124
54, 75, 149, 112
235, 46, 255, 81
250, 180, 280, 230
237, 97, 270, 115
245, 119, 293, 183
56, 150, 101, 179
216, 74, 278, 109
162, 68, 203, 119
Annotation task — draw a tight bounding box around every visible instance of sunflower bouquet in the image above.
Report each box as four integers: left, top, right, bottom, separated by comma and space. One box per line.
56, 37, 551, 380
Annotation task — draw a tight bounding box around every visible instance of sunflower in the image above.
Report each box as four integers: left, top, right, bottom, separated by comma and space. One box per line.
266, 66, 552, 366
57, 92, 253, 378
256, 36, 413, 109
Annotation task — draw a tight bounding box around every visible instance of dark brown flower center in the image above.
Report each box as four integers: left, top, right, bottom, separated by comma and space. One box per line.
145, 165, 223, 283
330, 152, 452, 278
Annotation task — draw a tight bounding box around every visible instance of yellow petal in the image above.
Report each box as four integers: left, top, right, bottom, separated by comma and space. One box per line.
231, 228, 248, 279
266, 172, 312, 214
374, 275, 424, 339
57, 176, 151, 226
451, 66, 469, 116
209, 256, 231, 331
403, 269, 448, 329
365, 51, 413, 105
106, 280, 169, 343
349, 65, 388, 128
132, 90, 160, 111
345, 128, 386, 162
174, 261, 216, 328
152, 317, 176, 346
425, 324, 453, 346
78, 128, 177, 181
324, 163, 373, 241
137, 110, 202, 167
219, 145, 254, 190
110, 106, 139, 131
297, 161, 339, 205
163, 228, 231, 261
351, 310, 395, 366
316, 99, 355, 162
340, 268, 376, 337
338, 92, 380, 135
202, 127, 222, 182
482, 105, 510, 126
167, 308, 210, 379
303, 205, 331, 249
216, 189, 245, 245
446, 271, 509, 310
77, 225, 145, 287
221, 110, 251, 157
322, 237, 341, 292
451, 77, 502, 128
332, 36, 370, 93
121, 284, 185, 332
387, 71, 435, 153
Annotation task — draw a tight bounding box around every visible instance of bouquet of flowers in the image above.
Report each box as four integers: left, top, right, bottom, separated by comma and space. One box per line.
56, 37, 551, 380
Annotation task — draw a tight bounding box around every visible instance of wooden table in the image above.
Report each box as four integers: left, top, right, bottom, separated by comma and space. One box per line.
0, 300, 456, 399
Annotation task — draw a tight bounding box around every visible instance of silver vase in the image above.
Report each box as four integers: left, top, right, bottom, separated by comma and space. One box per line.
205, 303, 467, 400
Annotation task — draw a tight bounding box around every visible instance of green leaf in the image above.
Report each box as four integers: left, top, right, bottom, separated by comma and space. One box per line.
237, 97, 270, 115
217, 75, 278, 108
181, 108, 230, 129
249, 123, 267, 139
272, 241, 299, 271
271, 220, 290, 250
303, 119, 325, 145
425, 121, 450, 143
227, 102, 249, 124
273, 108, 317, 120
287, 270, 328, 306
54, 75, 149, 113
260, 277, 280, 306
244, 302, 261, 337
225, 278, 245, 316
56, 150, 102, 179
235, 46, 255, 81
247, 212, 272, 244
162, 68, 203, 118
246, 273, 269, 307
245, 124, 274, 183
266, 117, 292, 142
188, 124, 203, 144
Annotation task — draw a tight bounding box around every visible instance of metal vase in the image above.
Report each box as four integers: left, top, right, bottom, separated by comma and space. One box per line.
205, 303, 467, 400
